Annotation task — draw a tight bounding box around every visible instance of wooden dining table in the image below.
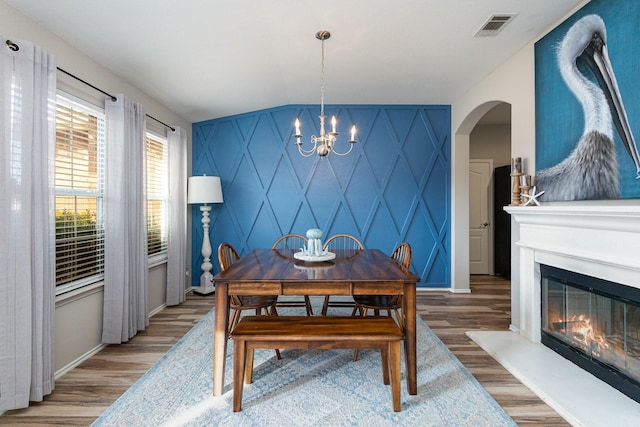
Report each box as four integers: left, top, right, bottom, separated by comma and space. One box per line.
211, 248, 421, 396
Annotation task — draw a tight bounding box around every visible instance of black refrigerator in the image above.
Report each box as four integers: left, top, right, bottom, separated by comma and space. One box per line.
493, 165, 511, 277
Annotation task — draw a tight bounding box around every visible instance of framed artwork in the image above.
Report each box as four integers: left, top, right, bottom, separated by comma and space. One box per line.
535, 0, 640, 201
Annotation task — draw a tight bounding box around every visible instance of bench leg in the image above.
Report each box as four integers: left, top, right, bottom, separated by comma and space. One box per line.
388, 341, 401, 412
245, 348, 255, 384
380, 348, 390, 385
233, 339, 247, 412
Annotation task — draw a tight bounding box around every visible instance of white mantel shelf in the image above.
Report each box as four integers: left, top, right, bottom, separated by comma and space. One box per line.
505, 204, 640, 232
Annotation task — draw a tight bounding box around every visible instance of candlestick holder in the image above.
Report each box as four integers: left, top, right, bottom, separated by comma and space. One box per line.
520, 175, 531, 203
521, 184, 531, 202
510, 172, 523, 205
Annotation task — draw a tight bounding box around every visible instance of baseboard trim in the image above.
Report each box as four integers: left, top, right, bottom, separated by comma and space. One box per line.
55, 303, 169, 380
149, 303, 167, 317
55, 343, 106, 379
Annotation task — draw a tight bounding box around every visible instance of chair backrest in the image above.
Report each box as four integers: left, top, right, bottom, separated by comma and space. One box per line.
391, 242, 412, 271
272, 233, 307, 257
218, 242, 240, 272
322, 234, 364, 251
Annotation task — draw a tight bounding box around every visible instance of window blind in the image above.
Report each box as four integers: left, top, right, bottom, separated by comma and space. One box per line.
55, 95, 105, 287
146, 133, 168, 256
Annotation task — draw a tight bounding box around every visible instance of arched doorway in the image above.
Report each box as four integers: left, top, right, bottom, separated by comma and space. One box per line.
469, 103, 512, 276
450, 101, 511, 292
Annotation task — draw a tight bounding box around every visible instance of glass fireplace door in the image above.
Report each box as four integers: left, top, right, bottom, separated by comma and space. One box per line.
541, 265, 640, 403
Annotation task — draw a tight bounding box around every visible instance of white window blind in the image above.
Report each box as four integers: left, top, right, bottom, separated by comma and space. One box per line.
55, 94, 105, 288
146, 132, 168, 256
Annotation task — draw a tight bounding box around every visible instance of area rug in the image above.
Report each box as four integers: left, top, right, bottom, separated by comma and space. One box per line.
92, 300, 516, 426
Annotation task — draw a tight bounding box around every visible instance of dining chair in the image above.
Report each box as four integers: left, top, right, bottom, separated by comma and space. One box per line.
320, 234, 364, 316
352, 242, 411, 361
272, 234, 314, 315
218, 242, 282, 359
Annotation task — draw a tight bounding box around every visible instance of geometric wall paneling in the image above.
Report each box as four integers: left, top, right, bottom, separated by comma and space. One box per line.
192, 104, 451, 288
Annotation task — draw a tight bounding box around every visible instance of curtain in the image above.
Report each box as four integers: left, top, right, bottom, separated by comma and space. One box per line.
166, 126, 187, 306
102, 95, 148, 344
0, 37, 56, 410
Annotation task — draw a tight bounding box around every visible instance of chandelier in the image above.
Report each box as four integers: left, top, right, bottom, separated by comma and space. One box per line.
294, 30, 356, 157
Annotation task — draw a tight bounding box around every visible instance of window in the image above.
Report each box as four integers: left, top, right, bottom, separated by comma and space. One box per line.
146, 132, 168, 257
54, 94, 105, 289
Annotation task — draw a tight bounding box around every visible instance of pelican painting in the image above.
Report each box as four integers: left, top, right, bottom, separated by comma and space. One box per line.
535, 14, 640, 201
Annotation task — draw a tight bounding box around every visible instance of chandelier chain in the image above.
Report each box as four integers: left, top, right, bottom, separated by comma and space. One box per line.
320, 37, 325, 118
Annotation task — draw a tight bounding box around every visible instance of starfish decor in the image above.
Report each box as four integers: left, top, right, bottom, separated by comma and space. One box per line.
522, 186, 545, 206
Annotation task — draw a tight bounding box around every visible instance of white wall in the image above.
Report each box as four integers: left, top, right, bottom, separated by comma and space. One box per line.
470, 124, 511, 168
450, 42, 539, 327
1, 1, 192, 374
450, 1, 591, 328
449, 43, 536, 298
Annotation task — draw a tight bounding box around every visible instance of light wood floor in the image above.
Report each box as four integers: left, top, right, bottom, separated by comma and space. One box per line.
0, 275, 569, 426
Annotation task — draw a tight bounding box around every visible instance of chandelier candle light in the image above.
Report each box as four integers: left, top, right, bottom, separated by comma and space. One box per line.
187, 175, 224, 295
294, 30, 356, 157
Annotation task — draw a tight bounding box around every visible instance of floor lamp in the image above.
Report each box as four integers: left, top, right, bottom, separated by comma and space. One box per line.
188, 175, 224, 295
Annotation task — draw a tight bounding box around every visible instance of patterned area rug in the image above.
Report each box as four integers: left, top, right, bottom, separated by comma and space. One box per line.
92, 299, 516, 426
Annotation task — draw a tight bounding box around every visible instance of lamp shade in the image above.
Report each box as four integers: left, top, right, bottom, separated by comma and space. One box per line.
187, 175, 224, 204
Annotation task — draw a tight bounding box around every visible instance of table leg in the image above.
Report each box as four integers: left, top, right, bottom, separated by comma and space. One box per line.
403, 282, 417, 395
213, 283, 229, 396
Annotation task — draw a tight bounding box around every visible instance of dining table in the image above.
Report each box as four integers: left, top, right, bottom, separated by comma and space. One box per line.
211, 248, 421, 396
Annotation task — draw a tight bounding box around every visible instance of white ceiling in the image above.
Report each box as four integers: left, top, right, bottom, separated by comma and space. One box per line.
4, 0, 585, 123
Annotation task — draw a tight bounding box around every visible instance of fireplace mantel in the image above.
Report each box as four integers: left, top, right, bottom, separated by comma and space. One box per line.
505, 204, 640, 342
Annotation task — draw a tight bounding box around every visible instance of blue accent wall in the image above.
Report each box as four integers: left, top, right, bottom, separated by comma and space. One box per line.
191, 104, 451, 288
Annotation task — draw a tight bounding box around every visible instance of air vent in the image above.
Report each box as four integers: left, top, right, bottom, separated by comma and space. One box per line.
474, 13, 517, 37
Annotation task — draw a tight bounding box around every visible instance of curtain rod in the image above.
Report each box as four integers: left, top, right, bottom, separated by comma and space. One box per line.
57, 67, 117, 102
57, 67, 176, 132
6, 40, 176, 132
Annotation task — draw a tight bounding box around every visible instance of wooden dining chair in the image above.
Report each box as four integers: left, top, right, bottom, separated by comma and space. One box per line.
272, 234, 314, 315
218, 242, 282, 359
320, 234, 364, 316
352, 242, 411, 361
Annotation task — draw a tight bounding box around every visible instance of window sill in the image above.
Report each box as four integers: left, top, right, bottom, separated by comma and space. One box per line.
55, 256, 167, 301
55, 281, 104, 305
149, 253, 168, 269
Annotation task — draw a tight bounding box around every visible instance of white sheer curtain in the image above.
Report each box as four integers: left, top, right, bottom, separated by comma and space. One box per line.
0, 37, 56, 410
166, 126, 187, 306
102, 95, 149, 344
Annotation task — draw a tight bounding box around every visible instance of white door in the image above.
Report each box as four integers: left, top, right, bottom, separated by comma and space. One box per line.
469, 160, 493, 274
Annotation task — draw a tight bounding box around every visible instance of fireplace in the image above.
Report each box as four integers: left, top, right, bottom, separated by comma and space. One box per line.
540, 264, 640, 403
498, 204, 640, 424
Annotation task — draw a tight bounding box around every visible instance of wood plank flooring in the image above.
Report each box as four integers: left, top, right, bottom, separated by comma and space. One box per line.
417, 276, 570, 426
0, 275, 570, 426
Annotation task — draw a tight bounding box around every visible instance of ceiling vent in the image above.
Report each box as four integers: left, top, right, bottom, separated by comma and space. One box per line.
474, 13, 517, 37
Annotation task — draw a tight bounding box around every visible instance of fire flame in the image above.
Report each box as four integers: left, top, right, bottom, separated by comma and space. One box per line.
548, 312, 610, 356
571, 315, 608, 349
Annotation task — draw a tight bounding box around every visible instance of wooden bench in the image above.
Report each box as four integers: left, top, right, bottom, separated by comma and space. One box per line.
230, 316, 404, 412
